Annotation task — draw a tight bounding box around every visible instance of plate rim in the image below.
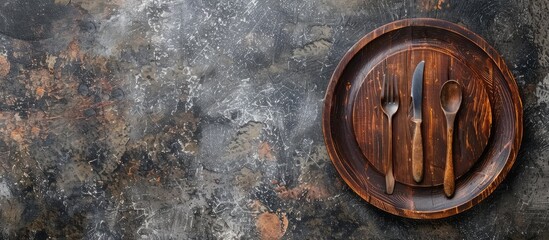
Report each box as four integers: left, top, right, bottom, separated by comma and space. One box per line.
322, 18, 523, 219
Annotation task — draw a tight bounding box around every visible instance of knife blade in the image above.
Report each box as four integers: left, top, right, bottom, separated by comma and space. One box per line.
411, 60, 425, 183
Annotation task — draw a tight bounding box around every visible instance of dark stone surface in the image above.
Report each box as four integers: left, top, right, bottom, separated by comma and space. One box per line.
0, 0, 547, 239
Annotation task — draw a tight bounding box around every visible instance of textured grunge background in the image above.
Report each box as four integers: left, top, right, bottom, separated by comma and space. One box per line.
0, 0, 548, 239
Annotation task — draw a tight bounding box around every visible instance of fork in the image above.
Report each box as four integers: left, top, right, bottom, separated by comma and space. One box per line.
380, 70, 399, 194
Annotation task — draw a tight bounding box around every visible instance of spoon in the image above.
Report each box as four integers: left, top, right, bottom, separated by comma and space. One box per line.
440, 80, 462, 198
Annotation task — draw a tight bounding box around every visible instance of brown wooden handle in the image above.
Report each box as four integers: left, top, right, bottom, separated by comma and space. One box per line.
412, 120, 423, 183
444, 126, 455, 197
385, 118, 395, 194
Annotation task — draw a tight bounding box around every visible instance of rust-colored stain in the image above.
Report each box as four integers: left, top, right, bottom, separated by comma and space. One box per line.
258, 142, 275, 160
437, 0, 448, 9
0, 55, 10, 77
35, 87, 46, 99
28, 69, 54, 100
2, 111, 50, 147
419, 0, 449, 11
276, 183, 330, 201
31, 126, 41, 138
256, 212, 288, 240
61, 39, 83, 62
10, 127, 24, 143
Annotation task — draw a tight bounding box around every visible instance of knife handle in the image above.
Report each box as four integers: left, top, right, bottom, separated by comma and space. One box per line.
412, 120, 423, 183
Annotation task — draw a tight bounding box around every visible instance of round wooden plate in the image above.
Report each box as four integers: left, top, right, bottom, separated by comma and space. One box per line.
323, 18, 522, 219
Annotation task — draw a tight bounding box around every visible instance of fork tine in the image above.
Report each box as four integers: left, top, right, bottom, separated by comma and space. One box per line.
389, 72, 393, 103
393, 75, 399, 103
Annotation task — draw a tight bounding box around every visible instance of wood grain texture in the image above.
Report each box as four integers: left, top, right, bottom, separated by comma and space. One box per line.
353, 51, 491, 187
322, 18, 523, 219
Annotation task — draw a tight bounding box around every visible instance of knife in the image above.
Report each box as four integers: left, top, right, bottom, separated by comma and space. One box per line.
411, 61, 425, 183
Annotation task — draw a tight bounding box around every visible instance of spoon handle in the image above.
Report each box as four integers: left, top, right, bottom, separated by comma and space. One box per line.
444, 122, 455, 197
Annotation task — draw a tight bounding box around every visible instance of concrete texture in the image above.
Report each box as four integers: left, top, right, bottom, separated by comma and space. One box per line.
0, 0, 547, 239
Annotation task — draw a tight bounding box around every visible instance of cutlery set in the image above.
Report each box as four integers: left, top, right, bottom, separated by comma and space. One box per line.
381, 60, 462, 197
325, 19, 521, 218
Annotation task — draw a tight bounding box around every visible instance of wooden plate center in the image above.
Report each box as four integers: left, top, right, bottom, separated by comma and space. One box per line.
352, 49, 492, 187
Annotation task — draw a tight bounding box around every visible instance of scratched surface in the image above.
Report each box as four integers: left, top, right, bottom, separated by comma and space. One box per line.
0, 0, 547, 239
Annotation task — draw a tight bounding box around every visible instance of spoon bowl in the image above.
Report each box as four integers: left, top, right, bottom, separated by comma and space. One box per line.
441, 80, 463, 113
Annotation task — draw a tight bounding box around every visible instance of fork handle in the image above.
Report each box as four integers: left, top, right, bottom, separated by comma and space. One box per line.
385, 118, 395, 194
412, 120, 423, 183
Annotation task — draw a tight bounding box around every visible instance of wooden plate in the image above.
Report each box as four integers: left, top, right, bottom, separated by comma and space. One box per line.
323, 18, 522, 219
